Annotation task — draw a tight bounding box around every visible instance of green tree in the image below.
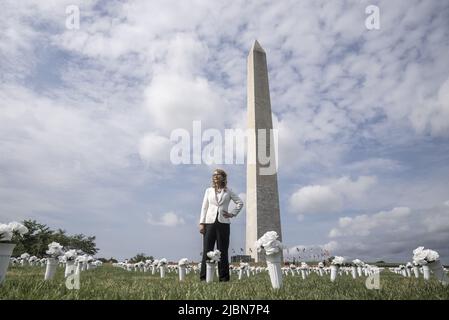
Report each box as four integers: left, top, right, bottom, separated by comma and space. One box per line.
129, 253, 153, 263
12, 220, 99, 256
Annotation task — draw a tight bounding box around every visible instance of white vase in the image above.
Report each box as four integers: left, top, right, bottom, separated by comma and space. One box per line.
351, 266, 357, 279
266, 252, 283, 289
301, 269, 306, 280
64, 260, 75, 278
406, 268, 411, 277
413, 266, 419, 278
422, 265, 430, 281
178, 266, 186, 281
44, 258, 58, 280
357, 266, 362, 277
318, 268, 323, 277
75, 262, 82, 275
330, 265, 339, 282
0, 243, 15, 285
428, 260, 448, 285
238, 269, 244, 280
206, 262, 215, 283
160, 265, 166, 278
151, 265, 156, 275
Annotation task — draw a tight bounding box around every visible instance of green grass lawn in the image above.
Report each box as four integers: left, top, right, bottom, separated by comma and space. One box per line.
1, 264, 448, 300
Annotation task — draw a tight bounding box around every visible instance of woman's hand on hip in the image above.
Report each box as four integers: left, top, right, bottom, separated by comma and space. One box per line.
199, 224, 206, 235
222, 211, 234, 218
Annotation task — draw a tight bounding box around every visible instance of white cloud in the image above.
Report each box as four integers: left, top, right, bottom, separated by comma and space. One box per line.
323, 202, 449, 262
343, 158, 404, 174
289, 175, 377, 216
138, 132, 172, 168
410, 76, 449, 136
330, 176, 377, 201
144, 72, 227, 132
329, 207, 411, 238
290, 185, 343, 215
146, 211, 185, 227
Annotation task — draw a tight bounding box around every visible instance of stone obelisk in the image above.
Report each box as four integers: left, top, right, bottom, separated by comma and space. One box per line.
246, 40, 282, 262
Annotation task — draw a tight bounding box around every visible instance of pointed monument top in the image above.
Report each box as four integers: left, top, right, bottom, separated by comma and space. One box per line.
250, 40, 265, 53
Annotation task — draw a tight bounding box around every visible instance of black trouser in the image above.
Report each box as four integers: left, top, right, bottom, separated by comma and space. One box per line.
200, 213, 230, 281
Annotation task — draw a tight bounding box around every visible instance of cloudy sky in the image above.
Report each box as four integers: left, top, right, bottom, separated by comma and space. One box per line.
1, 0, 449, 263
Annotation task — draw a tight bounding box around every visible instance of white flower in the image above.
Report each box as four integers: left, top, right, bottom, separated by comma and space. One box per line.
64, 249, 78, 261
157, 258, 167, 267
255, 231, 284, 255
0, 224, 13, 241
413, 246, 439, 265
239, 262, 249, 270
426, 249, 439, 262
20, 252, 30, 259
331, 256, 345, 265
0, 222, 28, 242
352, 259, 364, 266
318, 262, 324, 268
178, 258, 189, 266
206, 250, 221, 263
301, 262, 308, 269
8, 222, 28, 236
46, 242, 64, 257
75, 255, 86, 263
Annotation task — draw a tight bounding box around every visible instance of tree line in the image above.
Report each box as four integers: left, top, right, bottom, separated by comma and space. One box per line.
12, 220, 99, 256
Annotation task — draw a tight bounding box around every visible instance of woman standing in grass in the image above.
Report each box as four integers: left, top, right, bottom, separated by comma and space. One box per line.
199, 169, 244, 282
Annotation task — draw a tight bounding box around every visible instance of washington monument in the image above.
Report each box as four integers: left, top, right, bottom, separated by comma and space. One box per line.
246, 40, 283, 262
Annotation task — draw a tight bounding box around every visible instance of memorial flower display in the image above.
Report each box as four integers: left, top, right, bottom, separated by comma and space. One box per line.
413, 247, 447, 285
206, 250, 221, 263
205, 250, 221, 283
330, 256, 345, 282
44, 242, 64, 280
255, 231, 283, 256
256, 231, 284, 289
178, 258, 189, 281
158, 258, 168, 278
0, 222, 29, 285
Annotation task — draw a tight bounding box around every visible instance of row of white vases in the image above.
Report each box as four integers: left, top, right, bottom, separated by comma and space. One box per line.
7, 256, 102, 281
45, 259, 103, 281
390, 261, 448, 284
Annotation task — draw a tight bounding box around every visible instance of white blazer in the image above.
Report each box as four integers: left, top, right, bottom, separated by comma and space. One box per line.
199, 187, 244, 224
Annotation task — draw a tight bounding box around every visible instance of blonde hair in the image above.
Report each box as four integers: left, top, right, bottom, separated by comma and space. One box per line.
211, 169, 227, 191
